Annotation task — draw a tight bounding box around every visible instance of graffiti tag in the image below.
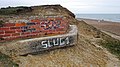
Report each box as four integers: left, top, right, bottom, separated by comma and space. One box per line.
30, 36, 74, 50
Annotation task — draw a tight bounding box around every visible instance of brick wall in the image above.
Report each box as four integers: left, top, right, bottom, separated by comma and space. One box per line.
0, 17, 69, 41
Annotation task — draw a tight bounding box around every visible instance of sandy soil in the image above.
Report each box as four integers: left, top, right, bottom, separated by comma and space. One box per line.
78, 18, 120, 36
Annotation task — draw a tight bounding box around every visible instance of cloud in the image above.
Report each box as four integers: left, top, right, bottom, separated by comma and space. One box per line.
0, 0, 120, 13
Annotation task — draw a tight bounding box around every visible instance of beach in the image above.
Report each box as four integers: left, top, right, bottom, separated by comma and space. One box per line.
77, 18, 120, 37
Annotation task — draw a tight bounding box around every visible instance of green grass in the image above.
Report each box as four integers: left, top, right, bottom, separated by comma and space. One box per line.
0, 9, 17, 15
100, 37, 120, 59
0, 52, 19, 67
0, 20, 4, 26
0, 6, 32, 15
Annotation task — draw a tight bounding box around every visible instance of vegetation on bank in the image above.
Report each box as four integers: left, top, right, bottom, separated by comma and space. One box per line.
0, 52, 19, 67
0, 8, 17, 15
78, 20, 120, 60
0, 6, 32, 15
0, 20, 4, 26
100, 36, 120, 59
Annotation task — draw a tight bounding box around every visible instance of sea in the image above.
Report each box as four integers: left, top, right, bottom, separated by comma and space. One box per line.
75, 14, 120, 22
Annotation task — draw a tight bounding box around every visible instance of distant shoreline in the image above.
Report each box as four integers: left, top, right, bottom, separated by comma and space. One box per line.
76, 14, 120, 23
77, 18, 120, 23
77, 18, 120, 36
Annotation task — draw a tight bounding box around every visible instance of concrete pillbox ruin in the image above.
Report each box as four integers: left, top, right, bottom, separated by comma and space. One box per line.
0, 16, 78, 55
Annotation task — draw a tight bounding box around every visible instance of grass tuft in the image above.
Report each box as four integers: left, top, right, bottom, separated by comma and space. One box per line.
0, 52, 19, 67
100, 38, 120, 59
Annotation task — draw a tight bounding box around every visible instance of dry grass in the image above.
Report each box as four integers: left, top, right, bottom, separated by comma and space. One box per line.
0, 52, 18, 67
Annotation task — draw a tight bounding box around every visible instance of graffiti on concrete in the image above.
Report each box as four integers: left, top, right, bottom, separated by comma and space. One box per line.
29, 36, 74, 50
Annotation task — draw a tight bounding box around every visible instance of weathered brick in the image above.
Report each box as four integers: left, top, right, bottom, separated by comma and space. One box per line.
21, 26, 29, 30
3, 36, 17, 40
3, 35, 22, 41
35, 27, 43, 31
11, 33, 20, 36
26, 22, 36, 25
54, 31, 60, 34
3, 23, 15, 27
20, 35, 29, 38
31, 32, 39, 35
5, 30, 15, 33
22, 29, 27, 32
29, 33, 38, 37
30, 25, 40, 29
0, 35, 3, 38
46, 30, 55, 34
31, 19, 40, 23
29, 25, 34, 28
0, 31, 4, 34
35, 22, 40, 25
46, 31, 52, 34
27, 28, 36, 32
42, 30, 49, 32
59, 31, 65, 34
42, 32, 46, 34
32, 31, 40, 34
16, 36, 22, 38
0, 27, 10, 30
10, 26, 20, 29
0, 34, 11, 38
21, 32, 31, 35
56, 27, 64, 31
15, 29, 22, 33
15, 23, 26, 27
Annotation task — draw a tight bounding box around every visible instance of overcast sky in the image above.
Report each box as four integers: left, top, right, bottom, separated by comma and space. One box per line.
0, 0, 120, 14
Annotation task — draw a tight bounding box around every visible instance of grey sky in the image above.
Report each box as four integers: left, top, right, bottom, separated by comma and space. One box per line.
0, 0, 120, 14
